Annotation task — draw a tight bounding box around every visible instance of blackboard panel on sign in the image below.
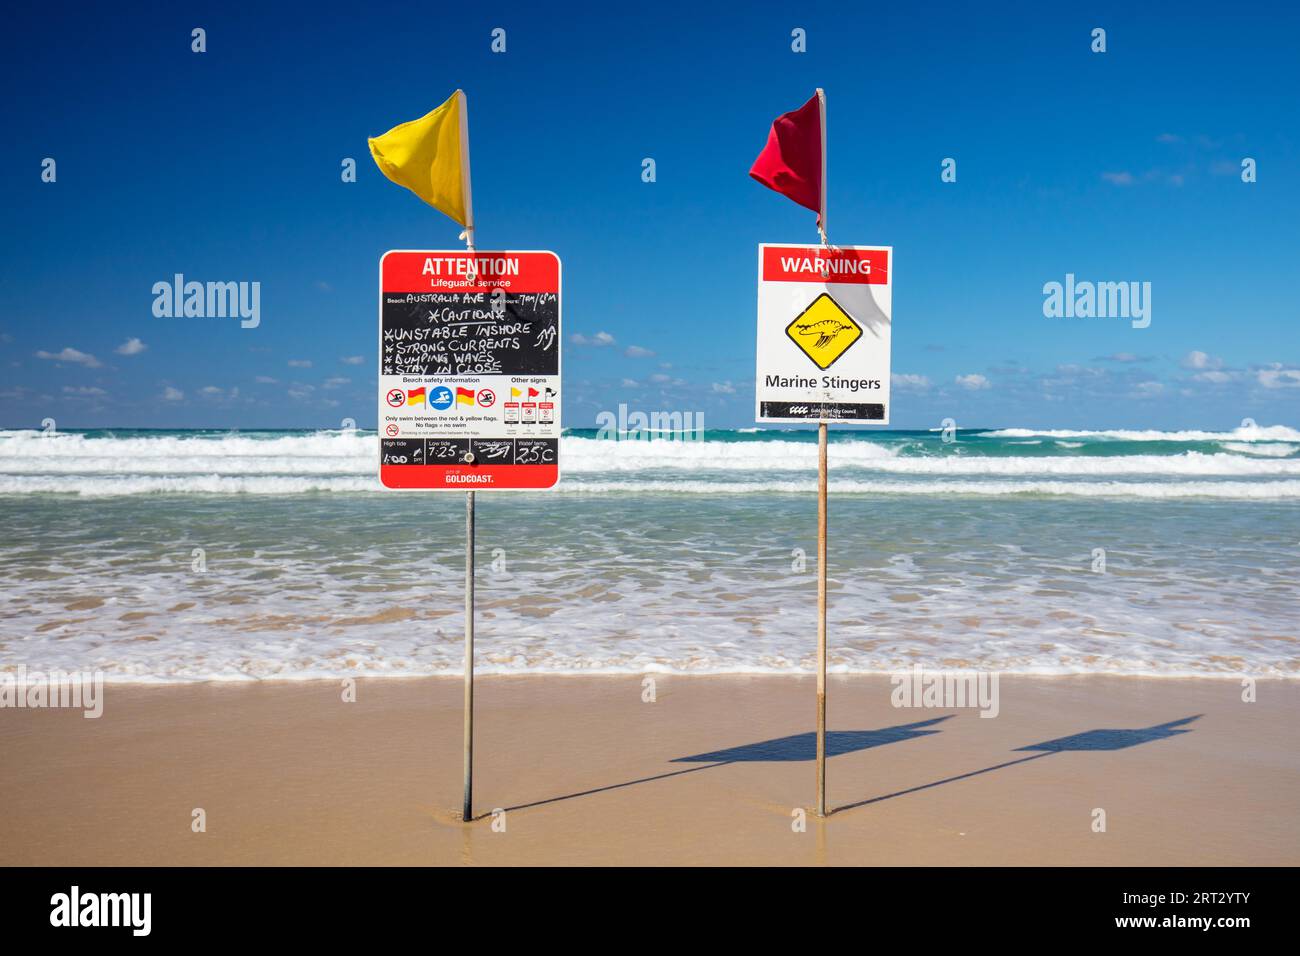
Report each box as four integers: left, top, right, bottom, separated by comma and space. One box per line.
426, 439, 471, 463
381, 292, 560, 377
381, 439, 426, 465
513, 438, 557, 465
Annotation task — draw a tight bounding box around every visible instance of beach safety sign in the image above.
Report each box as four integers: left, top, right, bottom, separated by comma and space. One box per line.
755, 243, 892, 423
378, 250, 561, 490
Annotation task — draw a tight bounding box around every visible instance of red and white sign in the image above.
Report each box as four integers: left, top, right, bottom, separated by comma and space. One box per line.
760, 245, 889, 285
755, 243, 893, 424
378, 250, 561, 490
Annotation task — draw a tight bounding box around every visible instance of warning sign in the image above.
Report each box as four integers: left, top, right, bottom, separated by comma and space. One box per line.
378, 250, 561, 490
785, 293, 862, 370
756, 244, 892, 424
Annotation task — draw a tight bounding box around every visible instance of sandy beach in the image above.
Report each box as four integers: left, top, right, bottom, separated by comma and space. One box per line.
1, 674, 1294, 866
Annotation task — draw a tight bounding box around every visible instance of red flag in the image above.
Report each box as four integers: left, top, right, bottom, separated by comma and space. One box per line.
749, 93, 822, 219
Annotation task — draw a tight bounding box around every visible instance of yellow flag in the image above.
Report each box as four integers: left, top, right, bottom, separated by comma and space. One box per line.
368, 90, 470, 225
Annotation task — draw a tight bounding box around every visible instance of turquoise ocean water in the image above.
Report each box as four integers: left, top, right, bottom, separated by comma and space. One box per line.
1, 425, 1297, 680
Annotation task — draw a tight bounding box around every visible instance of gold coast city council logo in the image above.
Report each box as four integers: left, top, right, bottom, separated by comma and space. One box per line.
785, 293, 863, 370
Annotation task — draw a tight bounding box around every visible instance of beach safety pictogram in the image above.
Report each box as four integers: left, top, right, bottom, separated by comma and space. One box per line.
785, 293, 862, 370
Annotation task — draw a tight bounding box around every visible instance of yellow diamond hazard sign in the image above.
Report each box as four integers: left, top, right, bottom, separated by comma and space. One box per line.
785, 293, 863, 370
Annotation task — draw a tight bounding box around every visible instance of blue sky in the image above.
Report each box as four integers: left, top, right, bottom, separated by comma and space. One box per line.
2, 1, 1297, 430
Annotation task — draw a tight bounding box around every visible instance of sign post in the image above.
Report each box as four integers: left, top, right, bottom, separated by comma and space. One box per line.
459, 95, 478, 824
816, 88, 828, 817
755, 241, 892, 815
378, 249, 562, 822
463, 488, 475, 821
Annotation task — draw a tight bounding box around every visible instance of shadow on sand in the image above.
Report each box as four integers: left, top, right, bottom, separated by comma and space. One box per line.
490, 714, 1202, 820
832, 715, 1202, 815
670, 716, 954, 763
496, 716, 953, 817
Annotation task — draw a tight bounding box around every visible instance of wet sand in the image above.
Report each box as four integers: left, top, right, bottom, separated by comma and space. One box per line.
0, 674, 1295, 865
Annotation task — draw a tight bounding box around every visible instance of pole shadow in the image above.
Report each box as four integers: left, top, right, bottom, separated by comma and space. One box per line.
833, 714, 1203, 815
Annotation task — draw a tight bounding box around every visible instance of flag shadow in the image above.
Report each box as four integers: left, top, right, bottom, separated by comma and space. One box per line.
670, 715, 954, 763
494, 716, 953, 818
1012, 714, 1202, 752
833, 714, 1203, 815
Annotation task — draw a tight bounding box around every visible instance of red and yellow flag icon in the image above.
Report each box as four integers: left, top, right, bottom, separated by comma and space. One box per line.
456, 387, 475, 406
407, 387, 426, 407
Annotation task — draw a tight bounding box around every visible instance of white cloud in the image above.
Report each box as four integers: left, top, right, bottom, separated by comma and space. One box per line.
1182, 350, 1222, 370
1256, 364, 1300, 389
572, 331, 616, 347
340, 355, 365, 365
323, 377, 350, 389
62, 386, 107, 397
254, 376, 279, 384
36, 347, 101, 368
624, 345, 655, 358
114, 337, 147, 356
161, 387, 184, 402
955, 373, 990, 390
620, 378, 639, 388
1192, 370, 1232, 384
287, 359, 313, 368
892, 373, 931, 391
647, 372, 687, 388
1102, 171, 1135, 186
711, 381, 736, 394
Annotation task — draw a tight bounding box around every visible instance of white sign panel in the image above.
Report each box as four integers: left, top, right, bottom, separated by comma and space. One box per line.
755, 243, 892, 424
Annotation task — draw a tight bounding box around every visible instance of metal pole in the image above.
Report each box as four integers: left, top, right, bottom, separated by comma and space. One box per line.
462, 489, 475, 822
456, 91, 476, 822
816, 421, 828, 817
